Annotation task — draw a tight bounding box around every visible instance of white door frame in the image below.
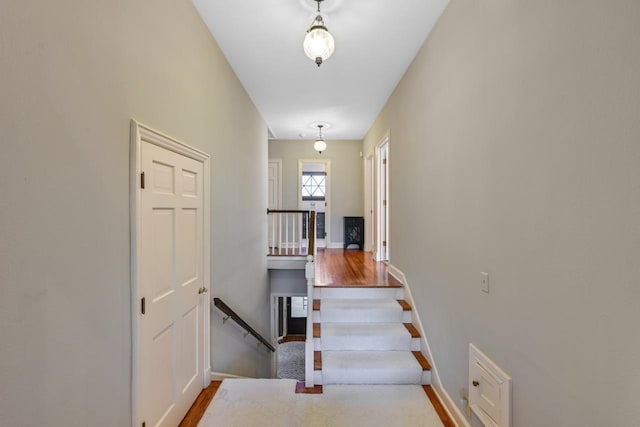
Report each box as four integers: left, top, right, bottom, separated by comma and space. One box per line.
375, 132, 390, 262
364, 154, 374, 252
298, 159, 331, 248
130, 120, 211, 427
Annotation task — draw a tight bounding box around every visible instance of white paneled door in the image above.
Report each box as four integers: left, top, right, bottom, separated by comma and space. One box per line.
132, 122, 210, 427
377, 139, 389, 261
268, 160, 282, 248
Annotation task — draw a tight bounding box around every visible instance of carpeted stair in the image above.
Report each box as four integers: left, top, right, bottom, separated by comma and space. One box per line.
312, 286, 431, 385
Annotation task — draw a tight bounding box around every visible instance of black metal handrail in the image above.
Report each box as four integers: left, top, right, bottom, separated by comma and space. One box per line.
213, 298, 275, 352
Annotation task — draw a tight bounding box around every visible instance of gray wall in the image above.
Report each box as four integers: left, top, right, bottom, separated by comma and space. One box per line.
0, 0, 270, 425
364, 0, 640, 425
269, 139, 364, 246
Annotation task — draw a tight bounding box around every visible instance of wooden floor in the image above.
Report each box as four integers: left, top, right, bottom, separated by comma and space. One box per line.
178, 381, 222, 427
314, 248, 401, 287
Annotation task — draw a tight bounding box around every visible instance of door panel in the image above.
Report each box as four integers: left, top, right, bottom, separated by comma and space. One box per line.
268, 161, 281, 248
140, 141, 204, 427
377, 142, 389, 261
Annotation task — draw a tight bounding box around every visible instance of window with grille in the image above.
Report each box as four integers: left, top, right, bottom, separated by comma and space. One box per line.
301, 172, 326, 201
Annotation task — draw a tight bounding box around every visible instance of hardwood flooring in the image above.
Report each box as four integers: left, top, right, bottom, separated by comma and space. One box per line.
314, 249, 401, 287
279, 335, 305, 343
178, 381, 222, 427
423, 385, 456, 427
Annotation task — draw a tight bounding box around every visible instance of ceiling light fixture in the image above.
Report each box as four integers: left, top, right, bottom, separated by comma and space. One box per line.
303, 0, 335, 67
313, 124, 327, 154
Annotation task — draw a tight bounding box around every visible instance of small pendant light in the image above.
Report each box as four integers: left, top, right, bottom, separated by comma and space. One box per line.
313, 124, 327, 154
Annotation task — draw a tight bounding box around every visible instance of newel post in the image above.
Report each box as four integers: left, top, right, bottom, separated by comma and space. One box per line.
304, 254, 315, 388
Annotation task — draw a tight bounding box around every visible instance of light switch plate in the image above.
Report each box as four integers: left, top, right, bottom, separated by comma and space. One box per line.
481, 272, 489, 293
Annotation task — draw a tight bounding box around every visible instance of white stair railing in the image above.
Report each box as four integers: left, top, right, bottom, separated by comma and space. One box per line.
267, 209, 312, 255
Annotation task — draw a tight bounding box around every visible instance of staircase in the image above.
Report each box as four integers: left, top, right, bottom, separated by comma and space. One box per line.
311, 286, 431, 385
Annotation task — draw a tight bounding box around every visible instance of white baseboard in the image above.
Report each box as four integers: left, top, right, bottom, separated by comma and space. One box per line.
204, 367, 212, 385
210, 371, 248, 381
328, 242, 344, 249
387, 264, 403, 284
388, 263, 470, 427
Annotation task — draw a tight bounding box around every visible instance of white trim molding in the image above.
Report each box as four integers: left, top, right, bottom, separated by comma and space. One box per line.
210, 371, 248, 381
388, 263, 471, 427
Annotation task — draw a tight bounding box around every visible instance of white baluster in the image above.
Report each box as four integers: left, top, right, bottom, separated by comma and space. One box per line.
278, 213, 282, 255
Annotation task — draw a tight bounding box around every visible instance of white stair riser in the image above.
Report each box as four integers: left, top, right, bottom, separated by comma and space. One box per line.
313, 310, 410, 322
322, 351, 423, 385
321, 323, 411, 351
321, 308, 404, 323
421, 371, 432, 385
314, 336, 420, 351
315, 288, 403, 300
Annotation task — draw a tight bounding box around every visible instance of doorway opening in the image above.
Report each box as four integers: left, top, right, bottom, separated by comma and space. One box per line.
364, 154, 374, 253
298, 159, 331, 248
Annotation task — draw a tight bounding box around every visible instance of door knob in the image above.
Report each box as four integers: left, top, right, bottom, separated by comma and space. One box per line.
472, 380, 479, 387
198, 287, 208, 295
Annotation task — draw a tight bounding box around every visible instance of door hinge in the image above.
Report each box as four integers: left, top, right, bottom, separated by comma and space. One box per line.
382, 241, 387, 247
382, 159, 387, 165
383, 199, 387, 206
140, 172, 145, 189
142, 422, 146, 427
141, 297, 146, 315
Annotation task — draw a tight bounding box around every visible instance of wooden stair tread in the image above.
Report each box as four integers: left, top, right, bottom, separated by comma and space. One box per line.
397, 299, 412, 310
313, 299, 321, 310
412, 351, 431, 371
403, 323, 420, 338
314, 351, 322, 370
313, 323, 321, 338
295, 381, 323, 394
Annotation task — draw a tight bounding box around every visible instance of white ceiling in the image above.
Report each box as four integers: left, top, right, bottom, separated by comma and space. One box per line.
193, 0, 448, 140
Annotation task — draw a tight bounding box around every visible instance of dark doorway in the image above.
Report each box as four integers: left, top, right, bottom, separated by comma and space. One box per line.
286, 297, 307, 335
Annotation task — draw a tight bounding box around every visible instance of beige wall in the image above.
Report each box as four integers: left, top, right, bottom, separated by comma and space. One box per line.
364, 0, 640, 425
0, 0, 270, 425
269, 139, 364, 246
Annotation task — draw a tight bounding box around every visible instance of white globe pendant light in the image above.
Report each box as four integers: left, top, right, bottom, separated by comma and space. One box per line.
313, 124, 327, 154
303, 0, 335, 67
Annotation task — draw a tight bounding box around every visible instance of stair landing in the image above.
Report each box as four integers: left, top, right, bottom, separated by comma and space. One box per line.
314, 249, 401, 288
